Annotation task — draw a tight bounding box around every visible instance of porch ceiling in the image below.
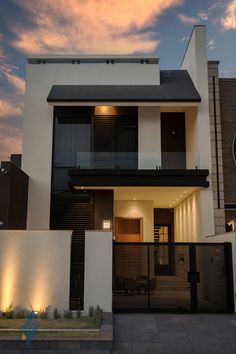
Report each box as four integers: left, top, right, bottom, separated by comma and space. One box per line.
74, 186, 198, 208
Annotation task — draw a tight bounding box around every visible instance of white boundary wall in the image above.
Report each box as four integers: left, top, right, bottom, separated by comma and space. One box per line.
84, 231, 113, 313
0, 230, 72, 313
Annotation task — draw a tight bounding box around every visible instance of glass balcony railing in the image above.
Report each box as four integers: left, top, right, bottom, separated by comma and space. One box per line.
72, 152, 200, 170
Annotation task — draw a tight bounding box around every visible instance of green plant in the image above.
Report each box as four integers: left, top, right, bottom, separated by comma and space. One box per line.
88, 305, 94, 318
94, 305, 102, 327
15, 308, 30, 319
5, 303, 14, 319
54, 308, 61, 319
39, 308, 47, 319
63, 310, 72, 319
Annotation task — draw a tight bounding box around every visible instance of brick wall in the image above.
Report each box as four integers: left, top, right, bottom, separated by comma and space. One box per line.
219, 77, 236, 228
208, 62, 226, 234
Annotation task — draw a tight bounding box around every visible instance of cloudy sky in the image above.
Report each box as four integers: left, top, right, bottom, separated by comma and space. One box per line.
0, 0, 235, 159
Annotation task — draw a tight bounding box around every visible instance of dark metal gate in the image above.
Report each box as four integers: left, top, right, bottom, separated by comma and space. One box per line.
113, 242, 234, 313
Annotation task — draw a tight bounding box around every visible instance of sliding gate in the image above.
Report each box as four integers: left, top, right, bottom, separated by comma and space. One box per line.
113, 242, 234, 313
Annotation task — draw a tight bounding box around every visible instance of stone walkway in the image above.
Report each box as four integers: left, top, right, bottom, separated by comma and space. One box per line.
113, 313, 236, 354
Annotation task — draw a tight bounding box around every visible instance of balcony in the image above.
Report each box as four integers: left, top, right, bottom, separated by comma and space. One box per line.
64, 152, 209, 189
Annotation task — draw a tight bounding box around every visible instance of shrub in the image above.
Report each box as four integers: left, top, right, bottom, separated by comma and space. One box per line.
39, 308, 47, 319
15, 308, 30, 319
94, 305, 102, 327
5, 303, 14, 319
88, 305, 94, 318
54, 308, 61, 319
63, 310, 72, 319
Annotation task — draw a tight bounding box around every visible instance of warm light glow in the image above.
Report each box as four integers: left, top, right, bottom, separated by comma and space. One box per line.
95, 106, 117, 115
1, 268, 14, 310
103, 220, 111, 230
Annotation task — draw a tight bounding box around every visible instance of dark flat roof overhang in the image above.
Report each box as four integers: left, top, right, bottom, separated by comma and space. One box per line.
68, 169, 209, 188
47, 71, 201, 103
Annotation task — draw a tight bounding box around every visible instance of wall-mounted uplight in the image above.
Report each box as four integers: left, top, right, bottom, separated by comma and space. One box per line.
103, 220, 111, 230
0, 221, 3, 226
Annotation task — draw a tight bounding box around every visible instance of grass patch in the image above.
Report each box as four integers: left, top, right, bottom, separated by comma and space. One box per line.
0, 317, 99, 330
0, 330, 99, 338
0, 317, 101, 338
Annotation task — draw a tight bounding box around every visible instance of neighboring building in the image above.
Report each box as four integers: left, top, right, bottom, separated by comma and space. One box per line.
220, 77, 236, 231
0, 26, 235, 314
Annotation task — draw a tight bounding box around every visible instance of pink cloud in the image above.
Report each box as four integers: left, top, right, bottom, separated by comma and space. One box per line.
0, 99, 22, 118
0, 61, 25, 95
4, 72, 25, 95
0, 123, 22, 159
12, 0, 184, 54
221, 0, 236, 30
178, 13, 198, 25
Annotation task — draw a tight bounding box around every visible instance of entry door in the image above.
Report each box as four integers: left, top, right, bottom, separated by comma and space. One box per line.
161, 112, 186, 169
154, 224, 174, 275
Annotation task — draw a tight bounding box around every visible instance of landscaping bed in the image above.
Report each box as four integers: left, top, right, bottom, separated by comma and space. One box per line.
0, 317, 100, 338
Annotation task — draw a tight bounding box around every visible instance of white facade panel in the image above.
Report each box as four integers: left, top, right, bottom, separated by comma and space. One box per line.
84, 231, 113, 313
0, 230, 72, 313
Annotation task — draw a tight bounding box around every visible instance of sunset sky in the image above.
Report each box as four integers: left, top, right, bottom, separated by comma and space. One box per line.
0, 0, 235, 160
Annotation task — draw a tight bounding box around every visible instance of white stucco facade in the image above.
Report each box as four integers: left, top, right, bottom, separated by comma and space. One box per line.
0, 230, 72, 313
84, 231, 113, 313
181, 25, 215, 238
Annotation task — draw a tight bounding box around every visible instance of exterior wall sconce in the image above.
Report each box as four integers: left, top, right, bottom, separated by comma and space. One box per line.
0, 168, 8, 174
103, 220, 111, 230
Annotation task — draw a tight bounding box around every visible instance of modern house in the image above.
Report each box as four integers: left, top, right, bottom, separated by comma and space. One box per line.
0, 26, 235, 314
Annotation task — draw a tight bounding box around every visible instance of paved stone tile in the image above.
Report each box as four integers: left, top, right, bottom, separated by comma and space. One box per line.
114, 314, 236, 354
154, 314, 185, 332
114, 341, 133, 353
179, 315, 212, 332
132, 342, 163, 354
131, 329, 160, 343
192, 343, 227, 354
187, 330, 220, 345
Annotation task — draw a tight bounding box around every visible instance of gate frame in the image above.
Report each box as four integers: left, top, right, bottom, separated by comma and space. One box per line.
113, 241, 235, 314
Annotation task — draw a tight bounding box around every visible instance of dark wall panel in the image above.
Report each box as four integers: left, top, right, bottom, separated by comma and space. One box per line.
94, 190, 114, 230
0, 161, 28, 230
161, 113, 186, 169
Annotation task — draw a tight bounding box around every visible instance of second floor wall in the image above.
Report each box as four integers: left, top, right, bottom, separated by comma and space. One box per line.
51, 105, 202, 190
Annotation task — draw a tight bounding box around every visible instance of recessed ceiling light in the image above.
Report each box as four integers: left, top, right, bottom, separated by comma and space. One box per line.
184, 191, 188, 194
176, 198, 179, 201
180, 195, 183, 198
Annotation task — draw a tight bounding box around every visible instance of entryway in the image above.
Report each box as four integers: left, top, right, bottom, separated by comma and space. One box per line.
113, 242, 234, 313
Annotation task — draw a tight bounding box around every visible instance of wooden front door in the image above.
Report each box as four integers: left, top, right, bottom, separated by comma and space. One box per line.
115, 217, 143, 242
